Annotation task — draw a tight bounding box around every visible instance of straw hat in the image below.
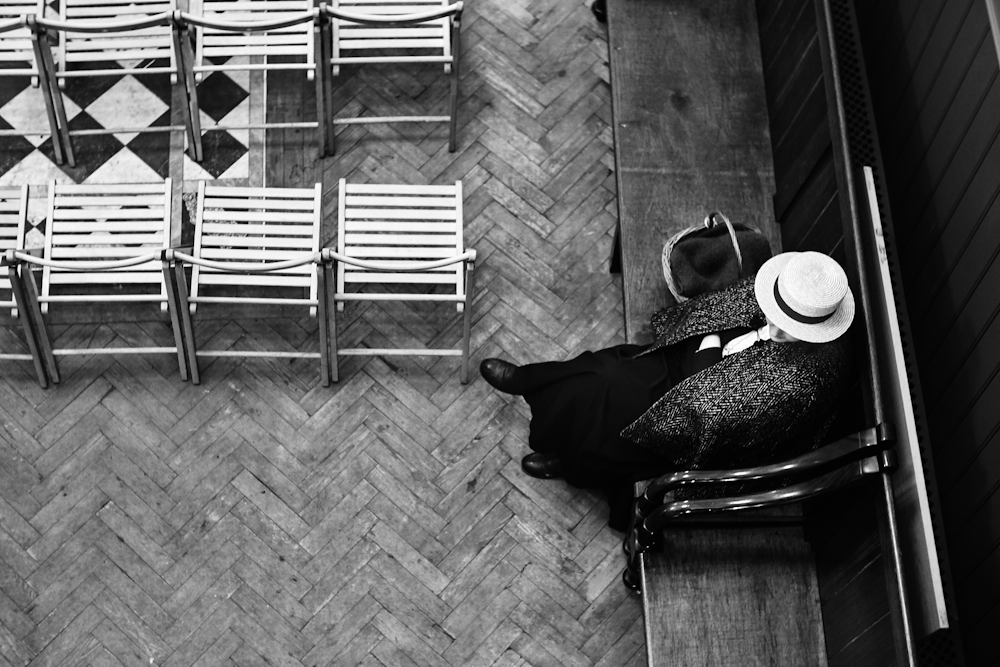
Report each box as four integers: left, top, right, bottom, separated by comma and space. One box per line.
754, 251, 855, 343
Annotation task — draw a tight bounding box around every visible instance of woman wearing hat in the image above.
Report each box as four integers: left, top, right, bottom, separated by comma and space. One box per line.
480, 251, 856, 530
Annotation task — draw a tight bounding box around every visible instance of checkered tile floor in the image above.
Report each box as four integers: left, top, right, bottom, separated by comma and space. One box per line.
0, 57, 253, 186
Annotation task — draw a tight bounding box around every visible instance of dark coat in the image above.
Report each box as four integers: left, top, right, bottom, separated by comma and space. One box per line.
621, 277, 854, 471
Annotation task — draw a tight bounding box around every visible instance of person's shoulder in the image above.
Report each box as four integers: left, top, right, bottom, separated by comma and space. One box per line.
651, 276, 761, 339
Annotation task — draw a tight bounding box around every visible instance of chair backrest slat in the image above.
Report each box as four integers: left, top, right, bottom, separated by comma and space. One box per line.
195, 0, 314, 68
191, 182, 322, 306
338, 179, 464, 292
332, 0, 450, 56
58, 0, 177, 73
40, 180, 171, 310
0, 184, 28, 311
0, 0, 42, 72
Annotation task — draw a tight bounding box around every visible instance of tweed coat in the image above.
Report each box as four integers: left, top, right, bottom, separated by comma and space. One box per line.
620, 277, 854, 471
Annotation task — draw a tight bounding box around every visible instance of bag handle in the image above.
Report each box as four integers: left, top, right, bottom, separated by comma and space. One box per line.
704, 211, 743, 275
661, 210, 746, 302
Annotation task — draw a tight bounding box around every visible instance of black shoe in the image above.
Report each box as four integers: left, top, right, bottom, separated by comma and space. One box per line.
591, 0, 607, 23
521, 453, 564, 479
480, 358, 522, 394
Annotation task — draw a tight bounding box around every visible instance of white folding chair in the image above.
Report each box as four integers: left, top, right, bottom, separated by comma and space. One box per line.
41, 0, 198, 160
323, 0, 463, 154
181, 0, 326, 161
168, 182, 331, 385
14, 180, 188, 384
326, 178, 476, 383
0, 4, 71, 164
0, 185, 48, 386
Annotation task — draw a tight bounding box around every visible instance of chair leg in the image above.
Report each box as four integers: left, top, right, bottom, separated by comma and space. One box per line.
31, 29, 74, 167
175, 26, 203, 162
460, 260, 476, 384
7, 265, 47, 388
322, 20, 336, 156
172, 262, 200, 384
317, 262, 331, 387
313, 23, 328, 158
162, 259, 189, 381
448, 18, 461, 152
327, 261, 339, 383
17, 262, 58, 385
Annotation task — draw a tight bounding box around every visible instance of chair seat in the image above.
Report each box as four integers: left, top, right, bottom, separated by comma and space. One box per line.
170, 182, 330, 386
330, 178, 476, 383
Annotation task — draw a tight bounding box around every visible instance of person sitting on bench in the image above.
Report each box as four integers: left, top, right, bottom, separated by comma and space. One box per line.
481, 251, 856, 530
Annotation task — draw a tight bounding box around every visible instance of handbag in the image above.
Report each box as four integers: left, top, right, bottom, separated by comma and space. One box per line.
661, 211, 773, 301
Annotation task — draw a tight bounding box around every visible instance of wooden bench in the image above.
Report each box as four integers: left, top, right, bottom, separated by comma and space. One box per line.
607, 0, 956, 664
607, 0, 781, 343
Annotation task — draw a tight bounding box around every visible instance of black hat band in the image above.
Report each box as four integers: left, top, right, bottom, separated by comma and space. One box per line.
774, 280, 835, 324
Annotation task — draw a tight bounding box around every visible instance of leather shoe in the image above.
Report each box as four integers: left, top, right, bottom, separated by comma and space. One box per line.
521, 453, 564, 479
480, 358, 522, 394
591, 0, 607, 23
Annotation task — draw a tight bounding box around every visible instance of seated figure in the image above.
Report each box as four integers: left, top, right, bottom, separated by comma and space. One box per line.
481, 251, 856, 530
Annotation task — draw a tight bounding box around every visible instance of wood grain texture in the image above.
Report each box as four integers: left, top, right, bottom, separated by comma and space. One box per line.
607, 0, 780, 343
854, 0, 1000, 659
0, 1, 649, 666
642, 526, 827, 667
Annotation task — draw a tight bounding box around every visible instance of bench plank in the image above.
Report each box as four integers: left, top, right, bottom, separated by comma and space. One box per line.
607, 0, 781, 343
642, 526, 827, 666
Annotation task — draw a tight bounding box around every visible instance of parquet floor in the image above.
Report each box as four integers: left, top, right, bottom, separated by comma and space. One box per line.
0, 0, 645, 665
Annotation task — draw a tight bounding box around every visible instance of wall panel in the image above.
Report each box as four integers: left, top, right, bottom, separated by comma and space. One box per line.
855, 0, 1000, 663
756, 0, 895, 663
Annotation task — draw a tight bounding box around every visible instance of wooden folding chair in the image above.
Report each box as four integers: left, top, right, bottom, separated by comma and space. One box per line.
0, 185, 48, 387
0, 4, 71, 164
41, 0, 198, 160
168, 182, 331, 385
325, 179, 476, 383
180, 0, 325, 161
322, 0, 463, 154
14, 180, 188, 384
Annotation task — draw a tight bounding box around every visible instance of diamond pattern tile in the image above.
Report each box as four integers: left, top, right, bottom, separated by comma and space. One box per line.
0, 83, 60, 147
0, 58, 252, 184
85, 75, 169, 131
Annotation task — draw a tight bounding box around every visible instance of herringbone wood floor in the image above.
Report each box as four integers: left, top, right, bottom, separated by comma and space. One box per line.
0, 0, 646, 665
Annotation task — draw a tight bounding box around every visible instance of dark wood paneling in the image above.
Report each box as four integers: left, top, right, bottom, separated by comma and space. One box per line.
828, 616, 898, 667
963, 602, 1000, 667
808, 485, 895, 666
876, 0, 952, 124
865, 0, 924, 109
856, 0, 1000, 662
760, 0, 819, 109
949, 484, 1000, 592
886, 11, 992, 244
879, 0, 975, 166
755, 0, 900, 662
909, 133, 1000, 349
899, 52, 998, 275
954, 544, 1000, 631
772, 81, 832, 218
781, 170, 842, 255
